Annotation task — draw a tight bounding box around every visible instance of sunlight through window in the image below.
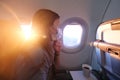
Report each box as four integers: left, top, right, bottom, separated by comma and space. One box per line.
20, 24, 32, 40
63, 24, 83, 48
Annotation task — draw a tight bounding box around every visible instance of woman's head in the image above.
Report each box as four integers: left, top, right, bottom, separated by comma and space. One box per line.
32, 9, 60, 46
32, 9, 60, 36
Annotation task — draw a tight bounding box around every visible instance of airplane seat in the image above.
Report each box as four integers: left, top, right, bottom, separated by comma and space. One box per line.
94, 18, 120, 80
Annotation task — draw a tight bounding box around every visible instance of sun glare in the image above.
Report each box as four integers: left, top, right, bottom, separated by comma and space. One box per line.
20, 24, 32, 40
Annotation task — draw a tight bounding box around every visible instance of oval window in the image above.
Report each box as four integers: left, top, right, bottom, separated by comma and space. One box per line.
60, 17, 88, 53
63, 24, 83, 48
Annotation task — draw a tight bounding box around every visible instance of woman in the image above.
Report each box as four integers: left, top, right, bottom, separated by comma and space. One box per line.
15, 9, 61, 80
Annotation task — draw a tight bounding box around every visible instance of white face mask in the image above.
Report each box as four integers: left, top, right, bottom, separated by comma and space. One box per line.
51, 28, 62, 41
51, 34, 57, 41
50, 19, 61, 41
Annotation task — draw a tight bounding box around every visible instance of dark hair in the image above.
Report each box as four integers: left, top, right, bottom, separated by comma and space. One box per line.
32, 9, 60, 35
32, 9, 60, 57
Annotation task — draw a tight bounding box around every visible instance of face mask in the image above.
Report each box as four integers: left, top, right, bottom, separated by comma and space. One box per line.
51, 34, 57, 41
51, 28, 62, 41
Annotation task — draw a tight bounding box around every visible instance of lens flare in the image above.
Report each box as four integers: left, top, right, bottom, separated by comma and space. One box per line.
0, 2, 20, 23
20, 24, 32, 40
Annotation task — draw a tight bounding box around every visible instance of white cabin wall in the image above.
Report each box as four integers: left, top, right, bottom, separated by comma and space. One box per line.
0, 0, 91, 24
0, 0, 112, 70
0, 0, 92, 70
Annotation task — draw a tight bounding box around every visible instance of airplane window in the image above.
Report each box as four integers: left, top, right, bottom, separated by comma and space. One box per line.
63, 24, 83, 48
60, 17, 88, 53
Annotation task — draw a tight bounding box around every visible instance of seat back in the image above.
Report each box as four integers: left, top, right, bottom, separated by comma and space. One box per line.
95, 18, 120, 80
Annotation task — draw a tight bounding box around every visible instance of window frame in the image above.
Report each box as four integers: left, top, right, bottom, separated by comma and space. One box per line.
60, 17, 88, 53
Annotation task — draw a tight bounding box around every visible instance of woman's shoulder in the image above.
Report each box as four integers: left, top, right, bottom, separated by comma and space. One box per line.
16, 47, 46, 66
29, 47, 46, 64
